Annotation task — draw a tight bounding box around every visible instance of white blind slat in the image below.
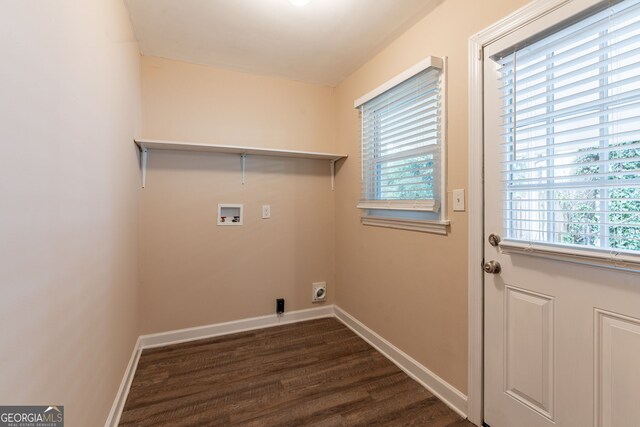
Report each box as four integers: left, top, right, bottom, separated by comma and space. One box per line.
499, 25, 640, 86
503, 150, 640, 167
499, 13, 640, 80
500, 45, 640, 99
501, 73, 640, 119
501, 87, 640, 130
501, 129, 640, 157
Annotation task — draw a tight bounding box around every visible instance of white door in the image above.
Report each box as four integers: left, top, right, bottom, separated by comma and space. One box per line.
483, 1, 640, 426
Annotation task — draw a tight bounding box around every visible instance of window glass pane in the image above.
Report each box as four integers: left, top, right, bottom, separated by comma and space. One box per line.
360, 67, 442, 205
499, 0, 640, 252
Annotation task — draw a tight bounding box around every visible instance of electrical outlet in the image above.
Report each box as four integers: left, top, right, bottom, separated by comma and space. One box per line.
262, 205, 271, 219
453, 189, 465, 211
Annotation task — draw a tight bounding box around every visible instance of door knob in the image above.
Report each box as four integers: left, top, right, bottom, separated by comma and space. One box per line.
488, 233, 501, 247
483, 260, 501, 274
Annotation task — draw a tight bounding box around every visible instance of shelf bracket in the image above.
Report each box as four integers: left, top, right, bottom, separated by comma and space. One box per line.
330, 159, 336, 191
241, 153, 247, 185
141, 147, 148, 189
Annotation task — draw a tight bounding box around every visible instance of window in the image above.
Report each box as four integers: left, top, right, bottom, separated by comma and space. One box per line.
355, 57, 447, 233
497, 0, 640, 252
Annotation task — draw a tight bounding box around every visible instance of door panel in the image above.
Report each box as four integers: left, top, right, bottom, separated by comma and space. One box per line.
596, 310, 640, 427
504, 286, 555, 420
482, 1, 640, 426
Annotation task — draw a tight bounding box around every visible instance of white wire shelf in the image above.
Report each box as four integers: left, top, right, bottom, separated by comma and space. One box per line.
134, 139, 348, 189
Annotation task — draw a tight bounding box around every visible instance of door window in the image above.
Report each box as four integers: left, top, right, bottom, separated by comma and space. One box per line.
497, 0, 640, 252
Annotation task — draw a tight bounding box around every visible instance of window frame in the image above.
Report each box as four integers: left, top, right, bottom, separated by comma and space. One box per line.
493, 0, 640, 256
354, 56, 449, 234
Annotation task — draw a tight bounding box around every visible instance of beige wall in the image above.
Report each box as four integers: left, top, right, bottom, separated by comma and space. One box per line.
138, 0, 531, 395
333, 0, 529, 394
0, 0, 141, 426
139, 57, 336, 333
141, 56, 337, 152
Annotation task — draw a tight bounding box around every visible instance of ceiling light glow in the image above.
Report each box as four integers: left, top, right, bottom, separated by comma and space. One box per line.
289, 0, 311, 6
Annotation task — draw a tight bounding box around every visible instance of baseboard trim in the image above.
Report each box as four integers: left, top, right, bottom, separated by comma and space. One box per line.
138, 305, 335, 349
333, 306, 468, 419
104, 337, 142, 427
106, 304, 468, 425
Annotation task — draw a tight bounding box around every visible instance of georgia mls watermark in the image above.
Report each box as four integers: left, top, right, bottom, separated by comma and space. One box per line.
0, 406, 63, 427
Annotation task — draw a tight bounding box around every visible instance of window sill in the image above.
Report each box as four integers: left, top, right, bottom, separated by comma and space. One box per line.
357, 200, 439, 212
361, 215, 450, 235
499, 239, 640, 273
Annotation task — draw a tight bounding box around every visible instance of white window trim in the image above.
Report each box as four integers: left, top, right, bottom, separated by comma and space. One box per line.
353, 56, 444, 108
361, 216, 450, 235
355, 55, 448, 234
499, 239, 640, 273
356, 200, 439, 212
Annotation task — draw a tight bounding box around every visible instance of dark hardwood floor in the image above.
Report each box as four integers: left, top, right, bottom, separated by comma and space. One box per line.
120, 318, 473, 426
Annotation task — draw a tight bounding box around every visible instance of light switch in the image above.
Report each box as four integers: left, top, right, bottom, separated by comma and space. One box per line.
453, 189, 465, 211
262, 205, 271, 219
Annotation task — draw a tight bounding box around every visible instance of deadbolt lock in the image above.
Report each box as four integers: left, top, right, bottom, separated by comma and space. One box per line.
488, 233, 501, 247
483, 260, 501, 274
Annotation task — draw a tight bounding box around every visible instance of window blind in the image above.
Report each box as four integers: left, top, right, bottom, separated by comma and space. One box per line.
359, 67, 443, 212
499, 0, 640, 252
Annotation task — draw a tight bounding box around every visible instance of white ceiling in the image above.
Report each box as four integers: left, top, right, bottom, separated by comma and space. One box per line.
124, 0, 443, 86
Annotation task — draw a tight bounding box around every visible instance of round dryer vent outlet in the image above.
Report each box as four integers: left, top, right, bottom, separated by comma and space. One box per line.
312, 282, 327, 302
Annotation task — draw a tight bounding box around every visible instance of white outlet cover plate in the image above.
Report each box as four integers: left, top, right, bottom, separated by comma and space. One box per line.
453, 189, 465, 211
262, 205, 271, 219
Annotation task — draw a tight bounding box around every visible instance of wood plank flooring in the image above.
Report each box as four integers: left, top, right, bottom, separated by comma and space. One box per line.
120, 318, 473, 426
